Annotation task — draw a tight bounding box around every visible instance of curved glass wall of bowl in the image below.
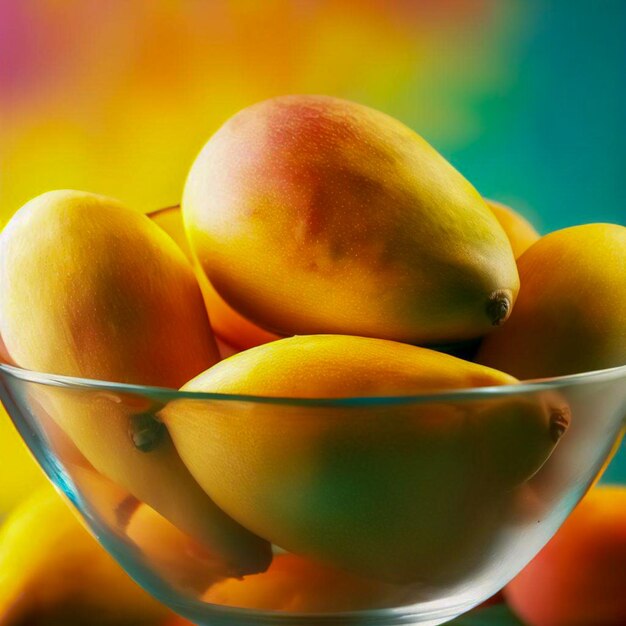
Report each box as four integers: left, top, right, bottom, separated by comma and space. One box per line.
0, 361, 624, 626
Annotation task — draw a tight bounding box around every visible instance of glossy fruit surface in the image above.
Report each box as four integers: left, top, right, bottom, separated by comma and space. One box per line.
163, 334, 562, 584
0, 190, 219, 385
184, 95, 519, 344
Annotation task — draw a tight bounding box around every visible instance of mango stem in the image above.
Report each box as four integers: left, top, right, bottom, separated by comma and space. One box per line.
129, 412, 166, 452
486, 290, 512, 326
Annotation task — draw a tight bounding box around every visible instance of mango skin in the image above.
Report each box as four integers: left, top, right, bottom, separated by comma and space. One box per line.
0, 190, 271, 577
477, 223, 626, 379
486, 200, 540, 259
183, 95, 519, 344
505, 486, 626, 626
149, 205, 279, 351
0, 191, 219, 385
162, 335, 563, 584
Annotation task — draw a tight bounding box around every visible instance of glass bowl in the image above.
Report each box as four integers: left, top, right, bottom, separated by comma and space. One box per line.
0, 360, 625, 626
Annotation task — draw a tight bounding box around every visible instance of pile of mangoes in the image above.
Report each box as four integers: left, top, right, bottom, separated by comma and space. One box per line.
0, 95, 625, 615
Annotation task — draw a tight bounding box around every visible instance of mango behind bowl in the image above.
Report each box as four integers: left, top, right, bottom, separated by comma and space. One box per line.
149, 205, 279, 351
0, 190, 271, 578
162, 335, 565, 585
505, 486, 626, 626
184, 95, 519, 345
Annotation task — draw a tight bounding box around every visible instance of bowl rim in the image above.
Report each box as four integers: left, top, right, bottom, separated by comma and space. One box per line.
1, 360, 625, 407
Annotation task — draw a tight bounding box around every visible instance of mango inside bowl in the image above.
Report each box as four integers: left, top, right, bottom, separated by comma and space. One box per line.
1, 360, 625, 626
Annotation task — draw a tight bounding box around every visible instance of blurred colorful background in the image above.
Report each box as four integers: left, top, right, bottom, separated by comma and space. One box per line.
2, 0, 625, 229
0, 2, 624, 624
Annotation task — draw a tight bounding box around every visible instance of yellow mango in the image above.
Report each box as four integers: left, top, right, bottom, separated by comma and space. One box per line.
486, 199, 540, 259
0, 190, 271, 577
477, 223, 626, 379
183, 95, 519, 345
162, 335, 565, 584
